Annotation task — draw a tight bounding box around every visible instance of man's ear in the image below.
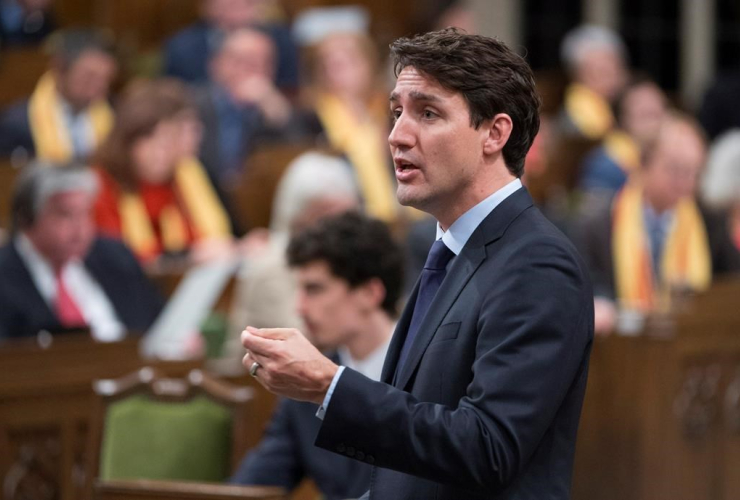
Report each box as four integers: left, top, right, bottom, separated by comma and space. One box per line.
357, 277, 387, 312
482, 113, 513, 156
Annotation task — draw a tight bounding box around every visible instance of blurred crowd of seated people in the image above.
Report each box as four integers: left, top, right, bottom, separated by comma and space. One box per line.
0, 0, 739, 497
0, 0, 736, 340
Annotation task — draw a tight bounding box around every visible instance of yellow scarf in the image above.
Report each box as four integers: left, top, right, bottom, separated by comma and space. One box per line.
119, 157, 232, 259
28, 72, 113, 162
564, 83, 614, 140
612, 182, 711, 312
315, 94, 398, 222
603, 130, 641, 174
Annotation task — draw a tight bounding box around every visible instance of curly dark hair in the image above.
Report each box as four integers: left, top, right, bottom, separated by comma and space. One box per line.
286, 212, 404, 317
390, 28, 541, 177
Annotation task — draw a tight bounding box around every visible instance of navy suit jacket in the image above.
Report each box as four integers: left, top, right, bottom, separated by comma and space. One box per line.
0, 237, 163, 340
315, 188, 594, 500
231, 396, 371, 500
0, 99, 34, 158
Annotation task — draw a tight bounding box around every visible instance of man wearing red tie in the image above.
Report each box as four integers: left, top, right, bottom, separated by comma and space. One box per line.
0, 162, 162, 341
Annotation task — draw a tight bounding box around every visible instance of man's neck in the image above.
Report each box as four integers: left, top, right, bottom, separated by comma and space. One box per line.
436, 170, 516, 231
345, 311, 394, 361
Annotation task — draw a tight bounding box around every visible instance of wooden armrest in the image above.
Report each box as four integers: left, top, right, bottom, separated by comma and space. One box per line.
94, 479, 287, 500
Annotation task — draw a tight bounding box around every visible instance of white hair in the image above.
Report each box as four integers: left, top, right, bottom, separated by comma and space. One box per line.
560, 24, 627, 71
701, 129, 740, 209
269, 151, 360, 233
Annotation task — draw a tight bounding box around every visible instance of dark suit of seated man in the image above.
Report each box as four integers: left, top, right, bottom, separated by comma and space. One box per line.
0, 162, 162, 341
232, 212, 403, 500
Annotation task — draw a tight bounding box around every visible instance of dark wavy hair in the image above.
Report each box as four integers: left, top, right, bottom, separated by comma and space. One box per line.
287, 212, 404, 317
390, 28, 541, 177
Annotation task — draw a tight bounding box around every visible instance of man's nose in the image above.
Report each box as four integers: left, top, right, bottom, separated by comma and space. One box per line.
388, 114, 416, 150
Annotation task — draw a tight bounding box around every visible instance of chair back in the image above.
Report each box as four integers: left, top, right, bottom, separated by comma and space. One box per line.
85, 368, 254, 499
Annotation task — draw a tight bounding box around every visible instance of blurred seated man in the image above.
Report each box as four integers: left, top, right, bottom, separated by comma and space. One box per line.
0, 28, 117, 162
576, 114, 717, 335
196, 27, 304, 189
0, 162, 162, 341
219, 151, 360, 373
231, 211, 403, 500
559, 24, 628, 140
164, 0, 298, 91
578, 76, 668, 197
0, 0, 55, 46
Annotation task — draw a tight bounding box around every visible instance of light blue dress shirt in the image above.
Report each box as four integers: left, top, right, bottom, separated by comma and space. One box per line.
317, 178, 524, 420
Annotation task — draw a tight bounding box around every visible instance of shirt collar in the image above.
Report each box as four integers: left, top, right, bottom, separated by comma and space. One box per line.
436, 178, 523, 255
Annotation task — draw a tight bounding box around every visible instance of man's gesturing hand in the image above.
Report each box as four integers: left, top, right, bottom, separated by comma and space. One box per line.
241, 327, 339, 405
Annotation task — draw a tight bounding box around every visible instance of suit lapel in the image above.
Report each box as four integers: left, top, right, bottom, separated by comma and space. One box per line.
393, 187, 534, 391
6, 242, 60, 329
381, 278, 419, 383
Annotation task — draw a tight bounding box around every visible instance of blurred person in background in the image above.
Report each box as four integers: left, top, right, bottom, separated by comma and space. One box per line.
219, 151, 360, 372
698, 70, 740, 142
231, 211, 402, 499
0, 162, 162, 341
0, 0, 55, 47
700, 129, 740, 271
302, 29, 400, 223
196, 27, 301, 190
0, 28, 117, 161
163, 0, 298, 91
578, 76, 668, 197
559, 24, 629, 140
576, 114, 717, 335
93, 79, 234, 264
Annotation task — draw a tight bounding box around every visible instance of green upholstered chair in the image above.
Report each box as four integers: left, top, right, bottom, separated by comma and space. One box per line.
84, 367, 254, 499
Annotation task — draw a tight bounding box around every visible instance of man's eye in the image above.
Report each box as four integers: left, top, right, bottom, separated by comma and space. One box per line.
422, 110, 437, 119
391, 109, 402, 121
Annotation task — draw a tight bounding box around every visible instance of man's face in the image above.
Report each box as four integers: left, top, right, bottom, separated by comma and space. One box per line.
295, 261, 368, 351
25, 190, 96, 268
58, 50, 117, 111
389, 66, 490, 224
577, 48, 627, 102
643, 121, 705, 212
211, 31, 274, 92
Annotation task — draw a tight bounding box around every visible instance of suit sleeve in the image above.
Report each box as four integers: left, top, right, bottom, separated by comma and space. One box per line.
229, 399, 304, 490
315, 236, 594, 493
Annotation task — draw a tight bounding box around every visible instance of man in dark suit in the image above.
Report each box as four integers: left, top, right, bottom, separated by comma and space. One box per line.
0, 162, 162, 341
0, 29, 117, 161
241, 28, 594, 500
231, 212, 402, 499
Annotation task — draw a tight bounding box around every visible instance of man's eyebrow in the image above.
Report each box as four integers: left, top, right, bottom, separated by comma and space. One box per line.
389, 91, 441, 103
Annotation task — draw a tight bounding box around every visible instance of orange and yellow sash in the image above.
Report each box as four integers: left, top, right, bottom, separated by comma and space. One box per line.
119, 157, 232, 260
564, 83, 614, 140
315, 94, 398, 222
28, 72, 113, 162
612, 182, 711, 312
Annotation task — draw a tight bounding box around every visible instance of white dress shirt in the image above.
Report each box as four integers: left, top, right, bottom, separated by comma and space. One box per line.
15, 234, 126, 342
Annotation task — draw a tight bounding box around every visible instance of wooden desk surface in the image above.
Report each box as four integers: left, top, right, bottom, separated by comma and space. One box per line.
95, 479, 286, 500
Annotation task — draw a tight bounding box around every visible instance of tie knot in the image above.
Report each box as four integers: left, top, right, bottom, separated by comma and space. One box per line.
424, 239, 455, 270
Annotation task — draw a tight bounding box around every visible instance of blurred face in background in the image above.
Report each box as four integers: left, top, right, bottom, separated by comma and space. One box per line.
25, 190, 96, 268
642, 118, 706, 213
316, 33, 375, 99
131, 118, 182, 185
57, 49, 117, 112
619, 82, 667, 149
295, 260, 375, 351
203, 0, 264, 31
211, 29, 275, 96
576, 47, 627, 102
173, 109, 204, 159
